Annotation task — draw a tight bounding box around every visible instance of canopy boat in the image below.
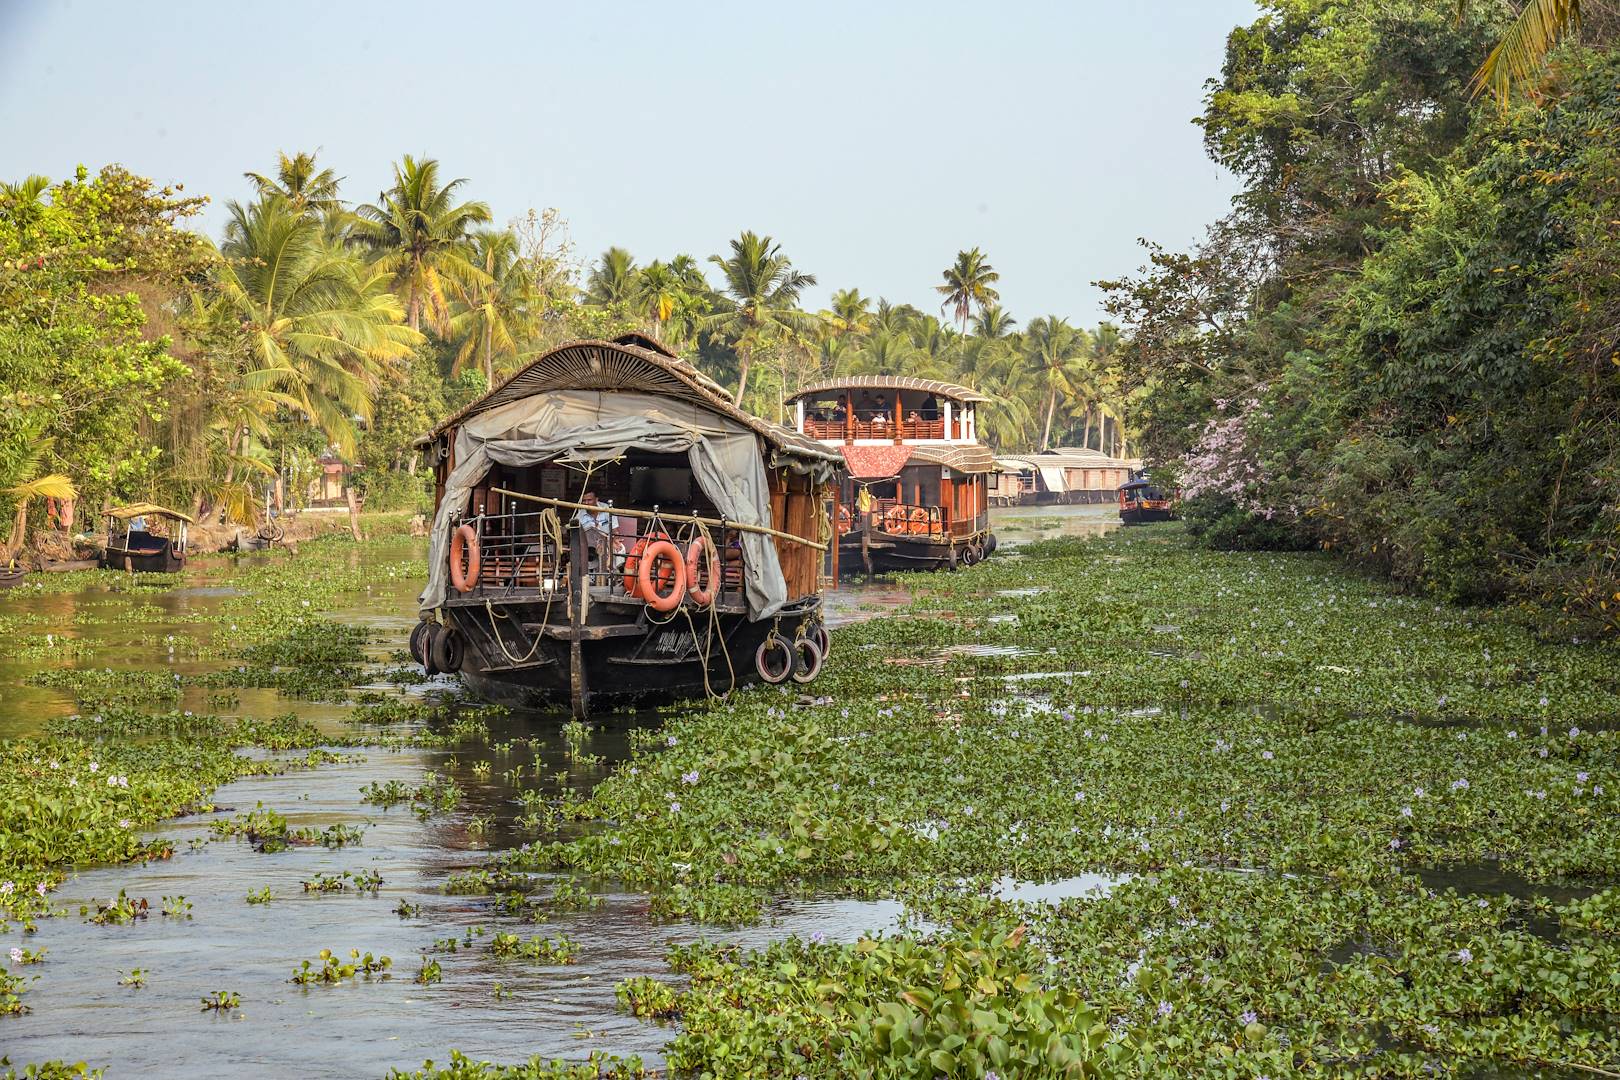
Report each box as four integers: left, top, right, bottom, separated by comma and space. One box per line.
787, 376, 997, 574
1118, 478, 1176, 524
99, 504, 192, 572
413, 335, 843, 717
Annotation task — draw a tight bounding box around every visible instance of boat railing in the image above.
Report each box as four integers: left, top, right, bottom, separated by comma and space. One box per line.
802, 416, 959, 441
456, 508, 748, 607
865, 499, 946, 538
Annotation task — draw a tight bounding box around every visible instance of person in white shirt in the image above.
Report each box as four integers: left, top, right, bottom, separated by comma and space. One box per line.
573, 491, 616, 577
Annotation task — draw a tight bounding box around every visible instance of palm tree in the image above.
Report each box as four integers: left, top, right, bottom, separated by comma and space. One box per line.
936, 247, 1000, 333
245, 151, 343, 217
1024, 316, 1092, 451
447, 229, 533, 383
702, 232, 817, 404
826, 288, 874, 338
351, 155, 492, 334
216, 196, 423, 455
1474, 0, 1582, 106
971, 304, 1018, 340
585, 247, 640, 307
0, 175, 51, 226
1, 444, 76, 563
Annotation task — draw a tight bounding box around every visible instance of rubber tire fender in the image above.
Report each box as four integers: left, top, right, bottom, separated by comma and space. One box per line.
812, 622, 831, 661
790, 634, 824, 684
755, 631, 795, 684
409, 620, 434, 667
428, 624, 464, 674
984, 532, 998, 554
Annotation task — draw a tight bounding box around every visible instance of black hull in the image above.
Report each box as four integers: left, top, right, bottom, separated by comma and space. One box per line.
1120, 507, 1174, 525
440, 592, 824, 714
0, 569, 26, 589
837, 532, 990, 575
99, 547, 185, 573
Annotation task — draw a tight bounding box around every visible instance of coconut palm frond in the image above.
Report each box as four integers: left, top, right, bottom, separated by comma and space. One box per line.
1473, 0, 1581, 106
7, 473, 78, 501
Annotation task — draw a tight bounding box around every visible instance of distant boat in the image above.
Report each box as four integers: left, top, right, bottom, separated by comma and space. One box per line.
412, 335, 842, 718
787, 376, 997, 574
99, 504, 193, 572
1118, 478, 1176, 525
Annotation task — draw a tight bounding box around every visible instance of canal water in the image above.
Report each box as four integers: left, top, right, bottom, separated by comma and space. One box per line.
0, 506, 1119, 1076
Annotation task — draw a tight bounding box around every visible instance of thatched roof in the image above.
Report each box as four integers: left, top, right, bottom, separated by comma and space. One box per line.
104, 503, 194, 523
419, 336, 840, 466
788, 375, 990, 404
908, 442, 998, 475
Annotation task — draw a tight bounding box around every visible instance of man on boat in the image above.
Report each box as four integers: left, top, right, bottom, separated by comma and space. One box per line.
574, 491, 617, 579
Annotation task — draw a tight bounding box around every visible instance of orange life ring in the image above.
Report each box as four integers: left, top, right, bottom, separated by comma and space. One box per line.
837, 506, 852, 533
450, 523, 480, 592
883, 507, 907, 534
637, 539, 686, 611
685, 536, 719, 607
622, 533, 667, 595
908, 507, 930, 535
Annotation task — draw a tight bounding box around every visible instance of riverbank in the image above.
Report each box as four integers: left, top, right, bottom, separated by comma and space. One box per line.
1, 522, 1616, 1077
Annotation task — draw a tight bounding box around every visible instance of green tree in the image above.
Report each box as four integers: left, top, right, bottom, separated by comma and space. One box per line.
245, 151, 343, 217
702, 231, 817, 404
447, 229, 532, 382
585, 246, 640, 308
936, 247, 1000, 333
1024, 316, 1091, 451
352, 155, 492, 333
215, 196, 423, 455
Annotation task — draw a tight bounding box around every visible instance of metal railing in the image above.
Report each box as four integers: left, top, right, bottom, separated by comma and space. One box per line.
454, 508, 747, 605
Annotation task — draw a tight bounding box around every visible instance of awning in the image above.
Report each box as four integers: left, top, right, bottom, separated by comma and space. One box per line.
838, 444, 914, 480
105, 503, 194, 523
1037, 467, 1068, 493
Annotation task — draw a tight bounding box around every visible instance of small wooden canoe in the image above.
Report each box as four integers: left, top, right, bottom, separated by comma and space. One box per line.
0, 567, 27, 588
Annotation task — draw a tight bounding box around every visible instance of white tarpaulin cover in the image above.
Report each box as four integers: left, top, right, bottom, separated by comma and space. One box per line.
1037, 466, 1068, 494
421, 390, 789, 617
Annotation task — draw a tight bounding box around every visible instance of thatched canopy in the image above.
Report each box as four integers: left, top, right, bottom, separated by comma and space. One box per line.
104, 503, 194, 523
419, 336, 839, 467
788, 375, 990, 405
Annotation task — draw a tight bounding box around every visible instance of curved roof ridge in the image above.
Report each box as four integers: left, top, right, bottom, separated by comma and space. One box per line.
789, 375, 989, 404
420, 338, 839, 464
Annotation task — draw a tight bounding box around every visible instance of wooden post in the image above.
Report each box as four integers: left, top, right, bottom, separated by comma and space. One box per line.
568, 525, 588, 719
345, 487, 363, 541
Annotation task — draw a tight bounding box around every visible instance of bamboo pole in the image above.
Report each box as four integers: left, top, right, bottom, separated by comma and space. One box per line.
488, 488, 828, 552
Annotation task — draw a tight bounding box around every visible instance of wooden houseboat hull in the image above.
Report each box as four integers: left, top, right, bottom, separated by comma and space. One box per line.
438, 595, 825, 712
837, 529, 994, 575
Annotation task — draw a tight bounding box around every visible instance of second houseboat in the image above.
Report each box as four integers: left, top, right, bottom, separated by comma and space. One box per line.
786, 376, 997, 574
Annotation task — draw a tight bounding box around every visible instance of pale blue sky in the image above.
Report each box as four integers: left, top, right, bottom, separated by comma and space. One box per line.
0, 0, 1256, 326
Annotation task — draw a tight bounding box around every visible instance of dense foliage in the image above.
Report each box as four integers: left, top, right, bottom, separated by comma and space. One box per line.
1105, 0, 1620, 633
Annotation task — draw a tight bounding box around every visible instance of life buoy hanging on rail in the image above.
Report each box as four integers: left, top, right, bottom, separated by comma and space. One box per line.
450, 524, 481, 593
883, 506, 908, 534
685, 536, 719, 607
907, 507, 930, 535
624, 537, 687, 611
837, 506, 852, 533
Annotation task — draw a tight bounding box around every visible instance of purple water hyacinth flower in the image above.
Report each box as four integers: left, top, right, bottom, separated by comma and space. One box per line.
1569, 726, 1580, 738
1450, 778, 1470, 791
1577, 772, 1590, 783
0, 882, 12, 896
680, 770, 699, 785
667, 801, 681, 814
1261, 750, 1274, 761
1240, 1010, 1258, 1025
809, 931, 826, 945
1455, 948, 1472, 963
1156, 1001, 1173, 1017
35, 882, 46, 896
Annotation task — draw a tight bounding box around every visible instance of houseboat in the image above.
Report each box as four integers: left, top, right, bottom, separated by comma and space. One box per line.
412, 335, 843, 717
99, 504, 192, 572
1118, 477, 1176, 524
992, 448, 1140, 506
786, 376, 997, 574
